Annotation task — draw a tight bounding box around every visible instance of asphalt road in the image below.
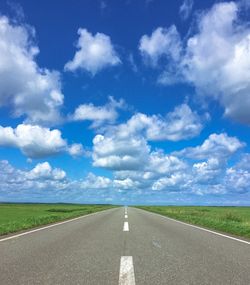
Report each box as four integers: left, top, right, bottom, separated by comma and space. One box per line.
0, 207, 249, 285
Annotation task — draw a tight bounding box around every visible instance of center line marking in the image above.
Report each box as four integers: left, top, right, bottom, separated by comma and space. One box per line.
119, 256, 135, 285
125, 214, 128, 219
123, 221, 129, 231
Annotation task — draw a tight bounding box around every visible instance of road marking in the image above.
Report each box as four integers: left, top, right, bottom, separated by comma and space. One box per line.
138, 209, 250, 245
0, 208, 115, 243
125, 214, 128, 219
152, 239, 161, 249
119, 256, 135, 285
123, 221, 129, 231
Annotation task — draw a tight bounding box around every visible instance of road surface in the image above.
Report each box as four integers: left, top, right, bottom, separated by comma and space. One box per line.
0, 207, 249, 284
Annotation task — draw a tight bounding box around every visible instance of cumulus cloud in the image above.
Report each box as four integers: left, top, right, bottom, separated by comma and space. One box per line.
0, 16, 64, 124
225, 167, 250, 194
192, 158, 224, 184
0, 160, 142, 201
179, 0, 193, 20
223, 154, 250, 193
91, 129, 246, 195
72, 104, 116, 124
151, 151, 249, 194
1, 140, 249, 199
0, 160, 68, 193
182, 1, 250, 124
79, 173, 140, 192
79, 172, 112, 189
148, 134, 245, 193
113, 178, 139, 190
65, 28, 121, 75
152, 173, 189, 191
111, 150, 188, 191
92, 127, 187, 190
106, 104, 206, 141
0, 124, 83, 158
139, 1, 250, 125
92, 134, 150, 170
148, 151, 187, 174
175, 133, 244, 159
27, 162, 66, 180
67, 143, 84, 157
71, 97, 125, 127
90, 104, 208, 188
139, 26, 182, 65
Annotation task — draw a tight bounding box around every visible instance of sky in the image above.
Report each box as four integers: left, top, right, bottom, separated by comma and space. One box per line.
0, 0, 250, 205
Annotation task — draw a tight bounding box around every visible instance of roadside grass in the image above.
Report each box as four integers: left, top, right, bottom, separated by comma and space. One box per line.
0, 203, 117, 236
136, 206, 250, 239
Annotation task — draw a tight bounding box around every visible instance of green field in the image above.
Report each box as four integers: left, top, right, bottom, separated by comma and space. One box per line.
137, 206, 250, 239
0, 203, 117, 236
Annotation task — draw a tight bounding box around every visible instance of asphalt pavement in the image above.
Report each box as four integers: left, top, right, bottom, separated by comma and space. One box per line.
0, 207, 249, 285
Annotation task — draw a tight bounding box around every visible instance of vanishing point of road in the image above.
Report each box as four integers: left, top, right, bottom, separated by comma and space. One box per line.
0, 207, 249, 285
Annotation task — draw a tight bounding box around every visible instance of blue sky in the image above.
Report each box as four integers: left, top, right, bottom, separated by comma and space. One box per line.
0, 0, 250, 205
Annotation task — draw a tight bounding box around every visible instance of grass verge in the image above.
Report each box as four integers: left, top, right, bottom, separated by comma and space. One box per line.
0, 203, 117, 236
136, 206, 250, 239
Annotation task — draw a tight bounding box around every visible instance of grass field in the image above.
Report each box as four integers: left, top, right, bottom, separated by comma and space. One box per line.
137, 206, 250, 239
0, 203, 117, 236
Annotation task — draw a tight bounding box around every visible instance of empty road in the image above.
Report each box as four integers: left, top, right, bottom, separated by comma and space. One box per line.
0, 207, 249, 284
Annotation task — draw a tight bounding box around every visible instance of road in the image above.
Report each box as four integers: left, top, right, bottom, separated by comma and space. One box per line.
0, 207, 249, 284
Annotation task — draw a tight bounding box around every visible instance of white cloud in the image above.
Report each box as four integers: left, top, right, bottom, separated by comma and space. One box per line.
73, 104, 116, 123
0, 160, 68, 194
71, 97, 125, 127
139, 26, 182, 65
92, 134, 150, 170
148, 151, 187, 174
150, 134, 246, 193
113, 178, 139, 190
0, 124, 83, 158
0, 16, 64, 124
80, 172, 112, 189
152, 173, 190, 191
90, 104, 208, 188
68, 143, 84, 157
65, 28, 121, 75
175, 133, 244, 159
222, 153, 250, 193
109, 104, 206, 141
111, 150, 188, 191
179, 0, 193, 20
235, 153, 250, 171
225, 167, 250, 194
192, 158, 223, 184
1, 141, 250, 197
140, 1, 250, 125
224, 158, 250, 193
92, 122, 189, 189
104, 132, 244, 193
27, 162, 66, 180
182, 1, 250, 124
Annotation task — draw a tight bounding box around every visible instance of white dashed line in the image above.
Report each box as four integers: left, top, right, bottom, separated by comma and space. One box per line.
125, 214, 128, 219
123, 221, 129, 231
119, 256, 135, 285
